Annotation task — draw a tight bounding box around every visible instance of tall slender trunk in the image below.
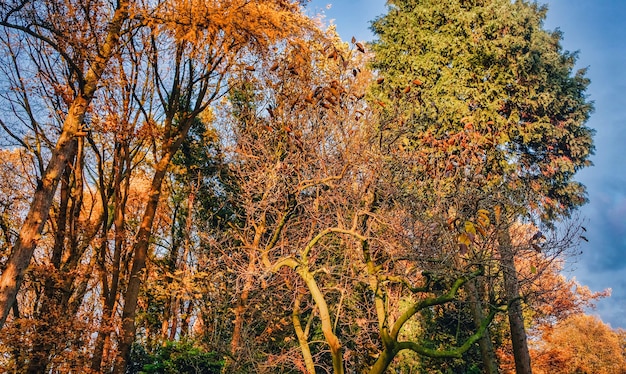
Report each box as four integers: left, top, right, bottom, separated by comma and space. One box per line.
92, 144, 131, 372
111, 36, 210, 371
0, 0, 129, 329
498, 227, 532, 374
113, 153, 173, 374
467, 278, 499, 374
25, 144, 76, 374
112, 111, 197, 372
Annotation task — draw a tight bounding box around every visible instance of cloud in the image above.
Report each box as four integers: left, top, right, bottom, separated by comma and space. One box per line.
567, 182, 626, 328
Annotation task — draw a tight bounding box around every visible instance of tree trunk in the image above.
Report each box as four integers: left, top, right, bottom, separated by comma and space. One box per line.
112, 153, 173, 374
467, 278, 499, 374
0, 99, 83, 329
368, 347, 397, 374
498, 227, 532, 374
92, 144, 130, 372
293, 294, 316, 374
230, 251, 257, 356
298, 268, 344, 374
0, 0, 129, 329
25, 145, 76, 374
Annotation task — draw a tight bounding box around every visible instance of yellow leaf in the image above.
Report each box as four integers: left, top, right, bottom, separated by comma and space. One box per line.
464, 221, 476, 235
458, 233, 471, 246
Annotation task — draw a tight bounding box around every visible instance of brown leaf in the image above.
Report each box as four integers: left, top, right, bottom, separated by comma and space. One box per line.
459, 243, 469, 255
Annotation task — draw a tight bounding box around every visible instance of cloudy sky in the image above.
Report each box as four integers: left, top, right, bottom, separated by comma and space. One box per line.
307, 0, 626, 329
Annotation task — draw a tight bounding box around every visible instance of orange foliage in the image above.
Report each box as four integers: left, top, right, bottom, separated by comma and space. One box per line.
532, 314, 626, 374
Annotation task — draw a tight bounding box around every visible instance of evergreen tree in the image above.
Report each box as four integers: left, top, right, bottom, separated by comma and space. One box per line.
370, 0, 594, 372
371, 0, 593, 218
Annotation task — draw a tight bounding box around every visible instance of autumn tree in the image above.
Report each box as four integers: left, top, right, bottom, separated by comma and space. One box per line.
370, 0, 594, 372
0, 0, 132, 328
214, 30, 366, 371
205, 28, 507, 372
531, 314, 626, 374
0, 1, 144, 370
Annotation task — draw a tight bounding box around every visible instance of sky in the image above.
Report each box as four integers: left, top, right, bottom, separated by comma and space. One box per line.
307, 0, 626, 329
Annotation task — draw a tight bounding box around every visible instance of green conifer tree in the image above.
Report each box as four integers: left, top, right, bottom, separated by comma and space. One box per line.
370, 1, 594, 372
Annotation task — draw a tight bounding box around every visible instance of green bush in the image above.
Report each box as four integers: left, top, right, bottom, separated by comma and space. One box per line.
129, 340, 223, 374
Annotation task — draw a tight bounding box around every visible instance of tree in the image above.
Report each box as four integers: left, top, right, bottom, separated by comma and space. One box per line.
211, 30, 505, 372
215, 30, 368, 371
531, 314, 626, 374
370, 0, 594, 372
0, 0, 132, 328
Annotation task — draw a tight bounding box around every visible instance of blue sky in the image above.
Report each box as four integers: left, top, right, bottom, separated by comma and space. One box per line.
307, 0, 626, 329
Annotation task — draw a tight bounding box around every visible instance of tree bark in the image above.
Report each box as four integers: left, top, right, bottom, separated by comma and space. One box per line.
498, 227, 532, 374
467, 278, 499, 374
0, 0, 129, 329
25, 142, 76, 374
112, 153, 173, 374
293, 294, 316, 374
